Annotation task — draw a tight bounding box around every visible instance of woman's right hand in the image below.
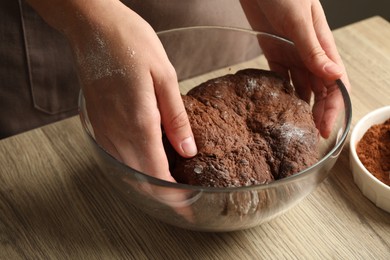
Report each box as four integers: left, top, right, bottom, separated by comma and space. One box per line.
27, 0, 198, 184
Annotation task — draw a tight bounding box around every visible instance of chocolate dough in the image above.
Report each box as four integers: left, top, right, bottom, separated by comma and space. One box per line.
170, 69, 319, 187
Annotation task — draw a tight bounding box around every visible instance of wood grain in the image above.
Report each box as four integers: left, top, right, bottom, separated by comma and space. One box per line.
1, 16, 389, 259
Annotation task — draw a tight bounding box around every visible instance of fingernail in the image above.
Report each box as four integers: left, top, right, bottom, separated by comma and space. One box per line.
180, 136, 197, 157
323, 62, 342, 76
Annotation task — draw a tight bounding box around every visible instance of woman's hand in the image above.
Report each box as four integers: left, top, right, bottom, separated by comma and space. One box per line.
27, 0, 197, 182
75, 2, 198, 181
241, 0, 351, 138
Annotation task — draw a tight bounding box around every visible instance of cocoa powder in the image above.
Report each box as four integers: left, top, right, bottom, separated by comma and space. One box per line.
356, 118, 390, 186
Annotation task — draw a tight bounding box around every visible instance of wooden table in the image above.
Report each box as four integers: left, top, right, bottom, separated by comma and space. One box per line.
1, 16, 389, 259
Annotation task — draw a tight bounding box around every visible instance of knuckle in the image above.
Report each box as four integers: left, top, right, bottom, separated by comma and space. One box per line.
167, 110, 190, 133
164, 65, 178, 84
158, 64, 178, 85
303, 46, 326, 65
153, 64, 179, 97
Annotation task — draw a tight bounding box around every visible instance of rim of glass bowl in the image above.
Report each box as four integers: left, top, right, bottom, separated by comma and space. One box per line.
78, 26, 352, 193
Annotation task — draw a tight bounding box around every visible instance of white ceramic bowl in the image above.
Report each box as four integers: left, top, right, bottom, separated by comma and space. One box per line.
349, 106, 390, 213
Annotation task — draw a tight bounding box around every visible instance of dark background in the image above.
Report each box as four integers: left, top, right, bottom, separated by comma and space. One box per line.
321, 0, 390, 29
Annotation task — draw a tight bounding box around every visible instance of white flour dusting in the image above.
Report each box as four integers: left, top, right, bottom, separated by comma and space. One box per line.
75, 30, 134, 82
245, 78, 258, 93
278, 122, 307, 144
268, 91, 279, 98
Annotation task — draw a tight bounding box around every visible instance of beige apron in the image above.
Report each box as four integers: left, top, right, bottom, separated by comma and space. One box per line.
0, 0, 252, 138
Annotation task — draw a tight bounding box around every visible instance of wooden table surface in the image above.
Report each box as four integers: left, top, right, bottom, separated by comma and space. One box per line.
1, 16, 389, 259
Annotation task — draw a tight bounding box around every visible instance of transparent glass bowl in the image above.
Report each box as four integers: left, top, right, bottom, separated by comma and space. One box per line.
79, 26, 352, 232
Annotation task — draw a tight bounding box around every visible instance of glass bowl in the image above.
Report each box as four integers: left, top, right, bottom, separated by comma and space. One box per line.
79, 26, 352, 232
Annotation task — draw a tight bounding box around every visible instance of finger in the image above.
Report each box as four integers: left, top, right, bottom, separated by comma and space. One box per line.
303, 1, 350, 137
122, 176, 195, 222
110, 110, 175, 181
153, 65, 198, 158
310, 75, 343, 138
119, 139, 173, 179
286, 2, 343, 81
290, 66, 312, 103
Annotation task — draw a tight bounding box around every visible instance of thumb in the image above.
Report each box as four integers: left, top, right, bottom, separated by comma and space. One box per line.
292, 25, 343, 81
154, 68, 198, 158
282, 1, 343, 81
